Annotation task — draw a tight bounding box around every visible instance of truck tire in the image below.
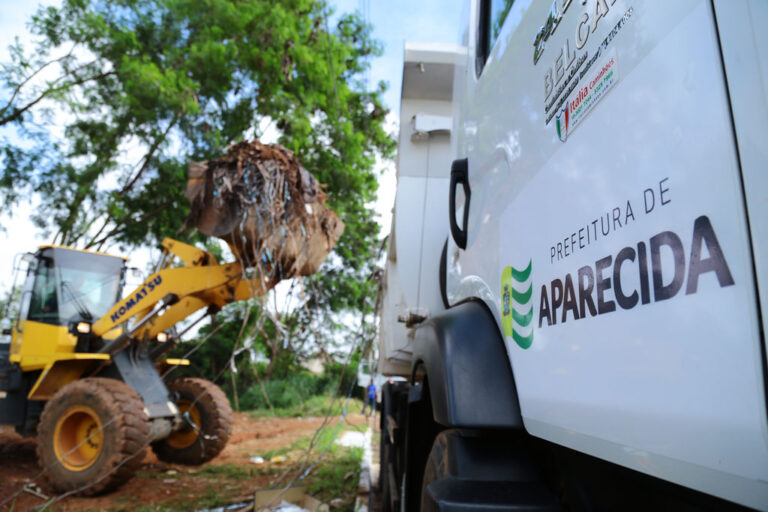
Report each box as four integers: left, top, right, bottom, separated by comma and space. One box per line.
420, 430, 450, 512
151, 378, 232, 465
380, 438, 393, 512
36, 377, 150, 496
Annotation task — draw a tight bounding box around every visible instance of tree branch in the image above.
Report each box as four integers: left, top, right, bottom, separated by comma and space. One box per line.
0, 44, 78, 117
91, 203, 166, 250
117, 113, 181, 196
84, 112, 180, 249
0, 69, 116, 127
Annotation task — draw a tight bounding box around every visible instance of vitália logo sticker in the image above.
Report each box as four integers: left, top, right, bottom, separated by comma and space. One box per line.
554, 47, 618, 142
501, 260, 534, 349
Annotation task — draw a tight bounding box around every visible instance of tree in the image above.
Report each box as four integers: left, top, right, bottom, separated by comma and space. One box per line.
0, 0, 394, 320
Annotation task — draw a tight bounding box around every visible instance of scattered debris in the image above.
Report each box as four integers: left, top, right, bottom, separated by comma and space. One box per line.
335, 430, 366, 448
22, 483, 49, 500
198, 502, 252, 512
271, 501, 309, 512
253, 485, 329, 512
0, 415, 368, 510
183, 139, 344, 286
250, 456, 266, 464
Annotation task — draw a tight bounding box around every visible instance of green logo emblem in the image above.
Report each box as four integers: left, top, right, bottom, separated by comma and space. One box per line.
501, 260, 533, 349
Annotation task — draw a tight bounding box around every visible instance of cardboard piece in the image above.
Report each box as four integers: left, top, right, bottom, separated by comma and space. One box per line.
252, 485, 329, 511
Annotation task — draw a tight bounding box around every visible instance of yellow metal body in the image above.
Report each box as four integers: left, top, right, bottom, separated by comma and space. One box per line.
11, 238, 265, 400
9, 317, 114, 400
92, 238, 267, 339
11, 321, 77, 370
154, 358, 190, 375
27, 354, 111, 400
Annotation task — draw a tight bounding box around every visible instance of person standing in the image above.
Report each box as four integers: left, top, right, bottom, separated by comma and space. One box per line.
362, 379, 377, 417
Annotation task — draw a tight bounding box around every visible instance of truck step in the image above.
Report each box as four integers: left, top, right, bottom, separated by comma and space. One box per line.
425, 478, 562, 512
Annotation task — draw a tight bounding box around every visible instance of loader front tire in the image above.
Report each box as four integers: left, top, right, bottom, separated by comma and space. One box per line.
37, 377, 150, 496
152, 378, 232, 465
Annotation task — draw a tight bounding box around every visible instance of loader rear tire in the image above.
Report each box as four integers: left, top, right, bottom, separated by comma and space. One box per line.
37, 377, 150, 496
151, 378, 232, 465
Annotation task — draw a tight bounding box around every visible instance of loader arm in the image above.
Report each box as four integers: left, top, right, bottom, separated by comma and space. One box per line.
91, 238, 268, 340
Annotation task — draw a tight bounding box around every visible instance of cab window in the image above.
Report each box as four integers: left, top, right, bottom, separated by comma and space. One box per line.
477, 0, 515, 74
27, 257, 58, 325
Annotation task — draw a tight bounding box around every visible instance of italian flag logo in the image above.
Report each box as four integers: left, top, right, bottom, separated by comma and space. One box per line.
556, 105, 569, 142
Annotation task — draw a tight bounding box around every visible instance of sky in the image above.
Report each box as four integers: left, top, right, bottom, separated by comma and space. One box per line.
0, 0, 463, 295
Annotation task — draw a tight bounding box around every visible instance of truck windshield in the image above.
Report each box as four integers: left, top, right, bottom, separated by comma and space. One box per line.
27, 249, 124, 325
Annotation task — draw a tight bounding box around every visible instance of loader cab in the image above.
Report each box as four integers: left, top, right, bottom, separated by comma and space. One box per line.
11, 246, 126, 359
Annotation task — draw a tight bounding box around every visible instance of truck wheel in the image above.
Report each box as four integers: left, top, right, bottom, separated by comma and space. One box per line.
380, 436, 393, 512
152, 378, 232, 465
37, 377, 150, 496
420, 430, 449, 512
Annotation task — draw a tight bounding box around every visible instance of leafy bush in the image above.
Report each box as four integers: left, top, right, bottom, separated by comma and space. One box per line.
324, 353, 363, 400
248, 395, 365, 419
239, 372, 333, 410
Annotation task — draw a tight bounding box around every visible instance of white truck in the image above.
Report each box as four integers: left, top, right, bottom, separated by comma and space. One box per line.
377, 0, 768, 510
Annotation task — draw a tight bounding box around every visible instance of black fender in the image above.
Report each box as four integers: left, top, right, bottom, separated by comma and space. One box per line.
411, 300, 523, 429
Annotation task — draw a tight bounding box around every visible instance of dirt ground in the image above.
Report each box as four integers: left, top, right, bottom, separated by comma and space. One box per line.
0, 412, 369, 511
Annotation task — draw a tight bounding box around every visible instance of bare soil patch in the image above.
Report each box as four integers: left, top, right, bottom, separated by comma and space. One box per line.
0, 412, 368, 511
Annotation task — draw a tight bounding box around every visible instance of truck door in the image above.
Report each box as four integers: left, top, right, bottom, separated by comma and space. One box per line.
447, 0, 768, 508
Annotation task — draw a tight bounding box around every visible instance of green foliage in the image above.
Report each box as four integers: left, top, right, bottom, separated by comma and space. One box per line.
167, 306, 265, 391
166, 292, 369, 406
324, 350, 362, 397
239, 372, 332, 410
248, 395, 363, 419
308, 445, 363, 510
166, 299, 318, 403
1, 0, 394, 321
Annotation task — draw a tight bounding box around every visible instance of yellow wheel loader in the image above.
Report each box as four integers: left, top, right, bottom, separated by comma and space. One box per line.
0, 238, 269, 495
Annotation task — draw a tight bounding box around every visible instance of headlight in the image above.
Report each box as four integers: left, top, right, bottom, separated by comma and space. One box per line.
156, 332, 169, 343
76, 322, 91, 334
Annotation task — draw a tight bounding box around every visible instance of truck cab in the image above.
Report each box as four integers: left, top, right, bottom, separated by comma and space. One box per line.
378, 1, 768, 510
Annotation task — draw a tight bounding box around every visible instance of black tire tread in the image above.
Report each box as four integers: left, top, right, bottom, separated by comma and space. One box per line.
420, 431, 449, 512
36, 377, 150, 496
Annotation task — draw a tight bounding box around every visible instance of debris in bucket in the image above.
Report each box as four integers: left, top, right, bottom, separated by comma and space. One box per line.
183, 139, 344, 286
